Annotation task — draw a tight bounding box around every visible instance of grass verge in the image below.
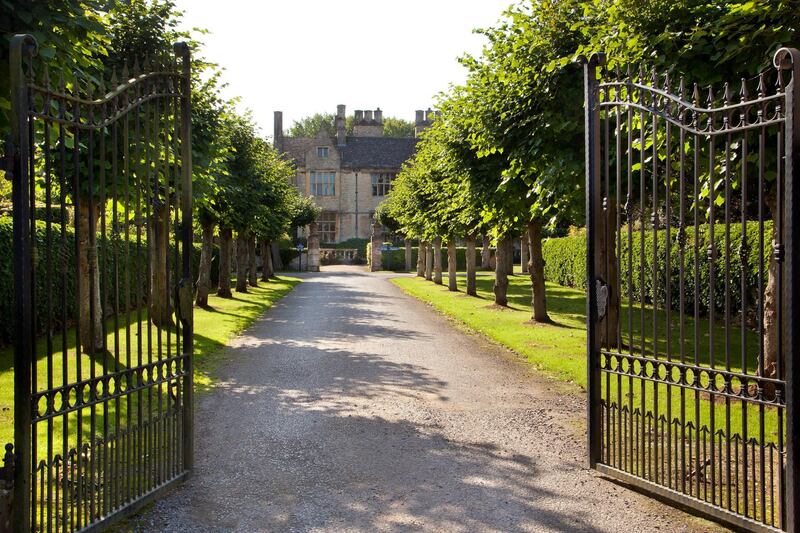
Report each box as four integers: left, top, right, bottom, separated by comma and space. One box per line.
392, 272, 780, 442
0, 276, 300, 449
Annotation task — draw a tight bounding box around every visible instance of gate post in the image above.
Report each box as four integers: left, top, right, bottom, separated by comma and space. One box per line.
777, 46, 800, 533
370, 219, 383, 272
579, 51, 605, 469
308, 221, 321, 272
10, 34, 36, 533
175, 41, 195, 474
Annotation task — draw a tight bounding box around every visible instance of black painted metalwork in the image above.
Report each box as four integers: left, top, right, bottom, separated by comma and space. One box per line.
582, 49, 800, 532
9, 35, 193, 533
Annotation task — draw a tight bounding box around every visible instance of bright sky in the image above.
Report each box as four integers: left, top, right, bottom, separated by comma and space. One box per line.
173, 0, 512, 140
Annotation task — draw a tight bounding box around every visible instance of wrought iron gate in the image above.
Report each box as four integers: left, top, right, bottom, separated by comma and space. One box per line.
7, 34, 194, 532
582, 49, 800, 532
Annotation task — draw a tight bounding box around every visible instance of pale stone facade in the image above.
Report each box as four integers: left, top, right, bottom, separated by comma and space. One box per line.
274, 105, 435, 243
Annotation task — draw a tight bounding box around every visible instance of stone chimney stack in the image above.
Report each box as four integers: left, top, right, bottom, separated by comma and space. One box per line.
336, 104, 346, 146
353, 107, 384, 137
273, 110, 283, 151
415, 108, 434, 137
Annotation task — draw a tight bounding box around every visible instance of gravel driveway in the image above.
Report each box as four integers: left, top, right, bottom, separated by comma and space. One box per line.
129, 266, 726, 532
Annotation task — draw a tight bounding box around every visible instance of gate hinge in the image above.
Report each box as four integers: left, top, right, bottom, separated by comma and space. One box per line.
595, 278, 609, 320
1, 136, 15, 181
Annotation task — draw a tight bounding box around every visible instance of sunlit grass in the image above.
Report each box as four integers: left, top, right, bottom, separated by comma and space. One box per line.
0, 276, 300, 453
392, 272, 781, 442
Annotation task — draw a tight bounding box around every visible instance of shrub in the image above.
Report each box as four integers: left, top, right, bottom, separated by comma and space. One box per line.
0, 216, 214, 345
541, 221, 773, 317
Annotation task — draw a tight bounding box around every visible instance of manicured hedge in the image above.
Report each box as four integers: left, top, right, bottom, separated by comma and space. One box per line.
542, 221, 773, 316
367, 243, 483, 272
0, 216, 217, 345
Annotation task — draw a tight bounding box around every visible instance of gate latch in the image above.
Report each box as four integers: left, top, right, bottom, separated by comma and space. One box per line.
176, 278, 193, 328
595, 279, 609, 320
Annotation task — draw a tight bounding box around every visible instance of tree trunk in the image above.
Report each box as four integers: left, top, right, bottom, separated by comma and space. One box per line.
481, 235, 491, 270
260, 239, 273, 281
195, 218, 215, 307
447, 240, 458, 291
416, 240, 425, 277
248, 234, 258, 287
520, 230, 529, 274
763, 188, 780, 397
236, 232, 249, 293
494, 234, 511, 306
527, 219, 550, 323
433, 236, 443, 285
149, 201, 172, 328
217, 226, 233, 298
404, 239, 413, 272
77, 197, 104, 354
466, 233, 477, 296
271, 240, 284, 271
425, 242, 433, 281
505, 238, 515, 275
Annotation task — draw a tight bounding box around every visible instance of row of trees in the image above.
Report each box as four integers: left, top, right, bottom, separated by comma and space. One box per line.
1, 0, 317, 354
381, 0, 798, 375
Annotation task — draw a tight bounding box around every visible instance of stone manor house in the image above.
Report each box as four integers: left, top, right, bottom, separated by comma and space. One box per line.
273, 105, 433, 243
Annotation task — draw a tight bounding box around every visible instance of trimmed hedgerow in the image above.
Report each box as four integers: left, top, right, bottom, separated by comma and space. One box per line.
542, 221, 773, 317
0, 216, 216, 345
367, 243, 483, 272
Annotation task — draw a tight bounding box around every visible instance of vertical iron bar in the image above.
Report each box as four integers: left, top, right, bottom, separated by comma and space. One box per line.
10, 33, 36, 533
581, 52, 604, 468
692, 85, 702, 502
615, 78, 623, 471
708, 91, 717, 506
175, 42, 194, 474
43, 76, 54, 533
57, 77, 69, 533
776, 47, 800, 533
678, 78, 687, 496
651, 71, 660, 485
627, 70, 635, 477
723, 99, 733, 512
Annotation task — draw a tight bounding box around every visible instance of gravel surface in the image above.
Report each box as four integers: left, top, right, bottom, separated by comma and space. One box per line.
129, 266, 728, 532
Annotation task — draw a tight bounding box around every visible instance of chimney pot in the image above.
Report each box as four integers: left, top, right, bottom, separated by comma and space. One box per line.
365, 110, 373, 121
355, 110, 364, 121
415, 110, 424, 124
374, 108, 383, 123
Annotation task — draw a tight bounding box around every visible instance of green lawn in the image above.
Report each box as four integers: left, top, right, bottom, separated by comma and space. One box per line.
392, 272, 781, 443
0, 276, 300, 450
393, 272, 587, 385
